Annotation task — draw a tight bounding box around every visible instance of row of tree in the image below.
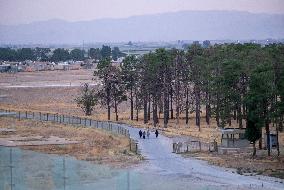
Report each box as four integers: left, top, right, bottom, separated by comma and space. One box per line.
0, 46, 125, 62
77, 43, 283, 156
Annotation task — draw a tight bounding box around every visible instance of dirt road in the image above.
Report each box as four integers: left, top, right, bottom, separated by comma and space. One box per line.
125, 126, 284, 190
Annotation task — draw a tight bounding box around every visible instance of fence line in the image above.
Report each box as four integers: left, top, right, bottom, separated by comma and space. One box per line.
1, 109, 139, 154
172, 140, 218, 154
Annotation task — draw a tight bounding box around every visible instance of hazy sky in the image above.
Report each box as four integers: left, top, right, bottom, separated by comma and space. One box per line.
0, 0, 283, 25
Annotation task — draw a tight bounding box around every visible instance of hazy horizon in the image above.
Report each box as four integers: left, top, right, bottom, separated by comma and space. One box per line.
0, 0, 284, 25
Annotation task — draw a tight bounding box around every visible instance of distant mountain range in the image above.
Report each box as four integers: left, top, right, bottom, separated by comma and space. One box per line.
0, 10, 283, 44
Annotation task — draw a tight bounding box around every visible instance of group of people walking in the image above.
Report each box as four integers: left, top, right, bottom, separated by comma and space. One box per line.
139, 128, 159, 139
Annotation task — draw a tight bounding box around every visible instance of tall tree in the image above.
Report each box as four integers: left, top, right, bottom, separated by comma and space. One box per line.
121, 55, 138, 120
70, 49, 84, 61
100, 45, 111, 60
51, 48, 70, 62
89, 48, 101, 61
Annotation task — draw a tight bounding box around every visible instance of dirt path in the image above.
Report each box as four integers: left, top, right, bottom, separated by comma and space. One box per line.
125, 126, 284, 190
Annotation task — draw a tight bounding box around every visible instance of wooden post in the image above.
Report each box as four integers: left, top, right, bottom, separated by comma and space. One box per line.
18, 111, 20, 120
89, 119, 91, 126
47, 113, 49, 121
39, 112, 42, 120
84, 118, 87, 126
199, 141, 201, 151
25, 111, 28, 118
135, 143, 138, 154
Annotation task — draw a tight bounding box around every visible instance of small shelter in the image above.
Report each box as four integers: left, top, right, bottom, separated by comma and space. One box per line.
220, 128, 249, 148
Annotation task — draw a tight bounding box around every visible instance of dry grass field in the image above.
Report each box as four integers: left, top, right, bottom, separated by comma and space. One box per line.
1, 70, 283, 146
0, 117, 141, 168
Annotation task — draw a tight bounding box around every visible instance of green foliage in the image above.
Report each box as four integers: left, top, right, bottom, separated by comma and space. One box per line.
70, 49, 84, 61
100, 45, 111, 60
51, 48, 70, 62
112, 47, 125, 61
89, 48, 101, 61
17, 48, 35, 61
75, 83, 97, 116
0, 48, 17, 61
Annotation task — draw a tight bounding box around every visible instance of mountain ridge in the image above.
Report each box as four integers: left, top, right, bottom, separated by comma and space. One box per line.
1, 10, 283, 44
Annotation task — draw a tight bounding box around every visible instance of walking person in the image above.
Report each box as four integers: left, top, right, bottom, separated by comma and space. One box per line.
147, 128, 150, 139
155, 129, 159, 138
139, 130, 142, 138
143, 131, 146, 139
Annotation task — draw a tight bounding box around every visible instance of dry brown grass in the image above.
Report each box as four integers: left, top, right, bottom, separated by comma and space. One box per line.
0, 117, 141, 167
183, 150, 284, 179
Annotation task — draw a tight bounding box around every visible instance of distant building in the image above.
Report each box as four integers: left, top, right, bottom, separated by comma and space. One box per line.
0, 64, 11, 72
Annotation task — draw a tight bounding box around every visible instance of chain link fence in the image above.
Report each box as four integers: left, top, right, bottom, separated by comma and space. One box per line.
0, 109, 139, 154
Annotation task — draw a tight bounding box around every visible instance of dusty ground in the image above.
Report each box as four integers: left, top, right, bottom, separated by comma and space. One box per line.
0, 117, 141, 168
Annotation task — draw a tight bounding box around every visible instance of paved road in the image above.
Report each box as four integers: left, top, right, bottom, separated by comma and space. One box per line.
125, 125, 284, 190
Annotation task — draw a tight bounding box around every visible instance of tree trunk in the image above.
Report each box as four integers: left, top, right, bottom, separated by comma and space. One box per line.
143, 96, 148, 124
252, 142, 256, 157
136, 108, 139, 121
163, 88, 169, 128
237, 104, 243, 128
205, 92, 210, 125
276, 122, 280, 156
107, 102, 111, 120
107, 86, 111, 120
259, 132, 263, 150
185, 87, 189, 126
130, 86, 133, 120
153, 98, 158, 127
170, 87, 174, 119
265, 120, 271, 156
147, 94, 151, 121
114, 99, 118, 121
216, 93, 220, 127
195, 86, 201, 130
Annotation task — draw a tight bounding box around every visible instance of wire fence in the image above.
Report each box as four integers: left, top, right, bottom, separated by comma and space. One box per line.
172, 140, 218, 154
0, 109, 139, 154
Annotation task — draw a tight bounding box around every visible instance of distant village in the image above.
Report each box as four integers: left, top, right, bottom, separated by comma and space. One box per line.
0, 45, 125, 73
0, 59, 124, 73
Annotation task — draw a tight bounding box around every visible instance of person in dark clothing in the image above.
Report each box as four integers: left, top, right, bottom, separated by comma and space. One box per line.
143, 131, 146, 139
155, 129, 159, 138
139, 130, 142, 138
